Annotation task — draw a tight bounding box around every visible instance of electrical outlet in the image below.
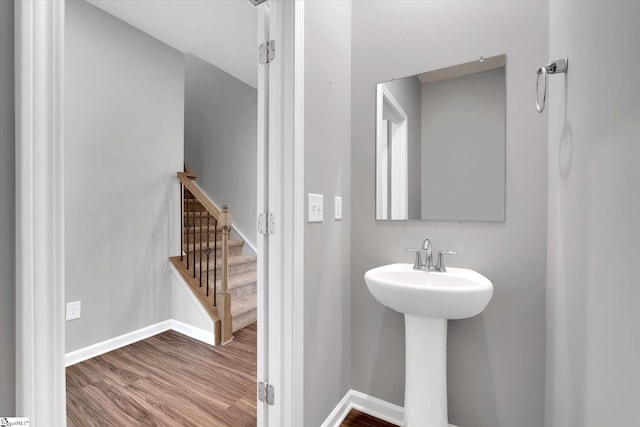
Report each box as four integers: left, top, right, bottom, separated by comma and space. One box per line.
308, 193, 323, 223
66, 301, 81, 321
335, 196, 342, 220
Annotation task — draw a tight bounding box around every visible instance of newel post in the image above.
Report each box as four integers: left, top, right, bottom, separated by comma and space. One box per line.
217, 205, 233, 343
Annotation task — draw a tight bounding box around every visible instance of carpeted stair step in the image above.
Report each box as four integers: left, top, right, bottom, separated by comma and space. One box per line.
183, 238, 243, 254
225, 271, 257, 299
231, 293, 257, 333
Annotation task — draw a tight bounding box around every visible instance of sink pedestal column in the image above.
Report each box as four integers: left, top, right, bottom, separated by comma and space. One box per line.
404, 315, 448, 427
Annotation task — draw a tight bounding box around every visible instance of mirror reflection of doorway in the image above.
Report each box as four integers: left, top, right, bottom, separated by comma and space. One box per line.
376, 84, 408, 220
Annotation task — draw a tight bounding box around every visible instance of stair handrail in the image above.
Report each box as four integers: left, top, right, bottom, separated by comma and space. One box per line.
177, 171, 233, 344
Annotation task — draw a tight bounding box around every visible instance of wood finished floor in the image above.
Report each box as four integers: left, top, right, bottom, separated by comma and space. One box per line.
66, 323, 257, 426
340, 409, 398, 427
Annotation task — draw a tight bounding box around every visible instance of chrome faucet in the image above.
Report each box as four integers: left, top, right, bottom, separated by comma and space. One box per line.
405, 239, 456, 272
422, 239, 433, 270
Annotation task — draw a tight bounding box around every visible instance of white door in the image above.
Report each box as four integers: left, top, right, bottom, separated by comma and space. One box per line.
256, 3, 270, 426
258, 1, 300, 426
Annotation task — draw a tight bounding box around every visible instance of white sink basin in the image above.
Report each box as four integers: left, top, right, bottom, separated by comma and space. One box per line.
364, 263, 493, 427
364, 263, 493, 319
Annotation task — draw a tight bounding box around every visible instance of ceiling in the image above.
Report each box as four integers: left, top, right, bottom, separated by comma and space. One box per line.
87, 0, 258, 88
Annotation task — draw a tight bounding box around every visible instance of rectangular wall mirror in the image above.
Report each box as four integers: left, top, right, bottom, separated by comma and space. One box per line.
375, 54, 506, 221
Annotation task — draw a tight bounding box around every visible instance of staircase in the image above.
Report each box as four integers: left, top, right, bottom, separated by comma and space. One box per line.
170, 168, 257, 344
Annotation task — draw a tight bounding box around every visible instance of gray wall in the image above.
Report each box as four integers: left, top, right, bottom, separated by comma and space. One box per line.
421, 68, 505, 221
546, 2, 640, 426
184, 53, 257, 249
65, 0, 183, 352
381, 77, 422, 219
0, 0, 15, 415
351, 2, 548, 426
304, 1, 352, 425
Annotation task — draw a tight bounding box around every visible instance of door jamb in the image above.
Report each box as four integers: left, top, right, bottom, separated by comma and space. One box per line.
14, 1, 66, 425
262, 1, 304, 425
14, 2, 304, 426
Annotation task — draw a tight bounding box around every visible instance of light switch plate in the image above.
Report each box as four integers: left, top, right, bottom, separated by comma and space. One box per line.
66, 301, 81, 321
335, 196, 342, 220
308, 193, 323, 223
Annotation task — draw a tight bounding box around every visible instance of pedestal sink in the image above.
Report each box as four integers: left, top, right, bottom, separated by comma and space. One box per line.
364, 263, 493, 427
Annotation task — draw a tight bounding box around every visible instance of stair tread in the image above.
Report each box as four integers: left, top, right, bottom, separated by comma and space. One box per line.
226, 254, 257, 266
231, 293, 257, 318
224, 271, 257, 290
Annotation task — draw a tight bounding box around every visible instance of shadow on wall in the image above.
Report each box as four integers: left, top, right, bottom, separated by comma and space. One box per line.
447, 317, 498, 427
370, 307, 406, 402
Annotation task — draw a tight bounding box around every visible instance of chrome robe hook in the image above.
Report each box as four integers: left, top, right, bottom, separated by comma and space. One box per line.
536, 58, 568, 113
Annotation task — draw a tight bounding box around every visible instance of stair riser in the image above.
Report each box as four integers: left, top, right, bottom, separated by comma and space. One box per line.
186, 260, 256, 280
233, 309, 257, 333
193, 278, 257, 300
186, 243, 243, 257
229, 281, 257, 299
205, 261, 257, 278
195, 290, 257, 320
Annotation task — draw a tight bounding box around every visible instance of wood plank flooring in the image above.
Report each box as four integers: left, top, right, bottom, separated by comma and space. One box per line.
340, 409, 398, 427
66, 323, 257, 426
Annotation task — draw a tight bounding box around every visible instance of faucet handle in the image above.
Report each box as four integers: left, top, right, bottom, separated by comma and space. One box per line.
435, 250, 457, 272
404, 248, 423, 270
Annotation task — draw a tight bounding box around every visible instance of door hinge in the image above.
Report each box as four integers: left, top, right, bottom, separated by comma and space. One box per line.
259, 40, 275, 64
258, 212, 275, 235
258, 381, 275, 405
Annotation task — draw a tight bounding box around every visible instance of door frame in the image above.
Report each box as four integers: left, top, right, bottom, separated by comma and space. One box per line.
258, 0, 304, 425
15, 0, 303, 426
14, 0, 66, 424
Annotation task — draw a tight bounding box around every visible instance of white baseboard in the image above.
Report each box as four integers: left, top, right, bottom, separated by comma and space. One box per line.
320, 389, 459, 427
65, 320, 172, 367
321, 389, 405, 427
65, 319, 214, 367
171, 319, 215, 345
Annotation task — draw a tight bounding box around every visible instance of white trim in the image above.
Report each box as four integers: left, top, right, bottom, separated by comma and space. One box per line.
256, 3, 269, 427
292, 0, 305, 425
65, 321, 172, 367
267, 0, 285, 425
266, 1, 299, 426
321, 390, 405, 427
15, 1, 66, 425
170, 319, 215, 346
320, 391, 355, 427
320, 389, 460, 427
65, 319, 215, 367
